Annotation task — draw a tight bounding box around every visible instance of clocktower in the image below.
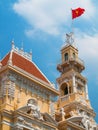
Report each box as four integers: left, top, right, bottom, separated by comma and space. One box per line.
56, 32, 97, 130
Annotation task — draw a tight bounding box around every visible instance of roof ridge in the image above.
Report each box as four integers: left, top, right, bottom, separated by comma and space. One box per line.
7, 49, 13, 65
1, 52, 10, 61
11, 42, 32, 62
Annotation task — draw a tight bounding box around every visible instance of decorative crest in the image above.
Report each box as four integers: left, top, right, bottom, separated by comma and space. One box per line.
66, 32, 74, 45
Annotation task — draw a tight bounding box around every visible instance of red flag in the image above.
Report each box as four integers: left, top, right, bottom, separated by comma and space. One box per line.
72, 7, 85, 19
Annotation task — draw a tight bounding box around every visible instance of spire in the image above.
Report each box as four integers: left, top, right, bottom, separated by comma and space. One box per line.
8, 40, 14, 65
29, 49, 32, 60
11, 39, 15, 50
21, 41, 24, 51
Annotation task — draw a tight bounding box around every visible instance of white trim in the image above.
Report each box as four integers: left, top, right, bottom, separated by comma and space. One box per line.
85, 84, 89, 100
9, 65, 59, 94
32, 61, 51, 85
0, 120, 13, 126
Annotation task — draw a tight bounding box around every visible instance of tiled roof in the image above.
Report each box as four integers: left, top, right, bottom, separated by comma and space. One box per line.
1, 53, 10, 66
1, 51, 50, 84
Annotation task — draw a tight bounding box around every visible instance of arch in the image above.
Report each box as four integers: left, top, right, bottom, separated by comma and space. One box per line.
64, 53, 68, 61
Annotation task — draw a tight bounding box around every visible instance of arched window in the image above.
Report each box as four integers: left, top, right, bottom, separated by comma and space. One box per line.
64, 53, 68, 61
64, 86, 68, 95
60, 83, 69, 96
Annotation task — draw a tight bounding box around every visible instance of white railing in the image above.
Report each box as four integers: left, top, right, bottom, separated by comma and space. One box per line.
61, 57, 84, 66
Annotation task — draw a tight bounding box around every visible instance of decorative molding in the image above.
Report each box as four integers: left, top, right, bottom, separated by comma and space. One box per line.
50, 102, 55, 116
60, 108, 66, 121
8, 70, 56, 102
8, 81, 15, 98
27, 98, 43, 120
11, 43, 32, 61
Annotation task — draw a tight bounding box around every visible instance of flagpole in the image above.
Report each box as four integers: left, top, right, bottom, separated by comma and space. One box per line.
71, 8, 75, 46
71, 8, 74, 33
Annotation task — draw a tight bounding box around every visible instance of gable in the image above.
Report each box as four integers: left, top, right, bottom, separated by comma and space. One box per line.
1, 51, 50, 85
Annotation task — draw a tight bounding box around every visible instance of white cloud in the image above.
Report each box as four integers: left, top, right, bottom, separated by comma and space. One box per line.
13, 0, 95, 36
76, 32, 98, 60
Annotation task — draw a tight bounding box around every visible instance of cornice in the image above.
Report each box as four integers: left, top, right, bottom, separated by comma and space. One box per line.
14, 110, 57, 128
58, 120, 85, 130
0, 64, 59, 95
63, 101, 96, 116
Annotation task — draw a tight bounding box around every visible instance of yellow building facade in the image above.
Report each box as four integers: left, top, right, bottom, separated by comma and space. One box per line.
0, 33, 98, 130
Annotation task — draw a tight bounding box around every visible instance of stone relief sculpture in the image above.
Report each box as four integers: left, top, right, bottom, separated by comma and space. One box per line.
50, 102, 55, 116
27, 98, 43, 120
60, 108, 65, 121
81, 111, 97, 130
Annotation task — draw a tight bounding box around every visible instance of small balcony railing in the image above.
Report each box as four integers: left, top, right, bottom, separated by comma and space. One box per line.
62, 57, 84, 66
60, 93, 84, 103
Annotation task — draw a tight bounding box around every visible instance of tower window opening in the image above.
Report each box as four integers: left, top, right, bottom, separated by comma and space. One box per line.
64, 53, 68, 61
73, 53, 75, 59
60, 83, 69, 96
64, 86, 68, 95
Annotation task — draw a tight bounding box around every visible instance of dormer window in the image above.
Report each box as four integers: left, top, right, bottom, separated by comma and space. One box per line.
64, 53, 68, 61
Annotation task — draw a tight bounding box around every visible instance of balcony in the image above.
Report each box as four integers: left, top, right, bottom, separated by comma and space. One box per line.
57, 57, 85, 73
62, 57, 84, 67
60, 93, 76, 102
60, 93, 86, 105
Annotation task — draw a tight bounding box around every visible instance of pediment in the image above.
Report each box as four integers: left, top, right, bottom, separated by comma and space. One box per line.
43, 112, 57, 126
66, 116, 85, 129
16, 106, 57, 126
67, 116, 83, 122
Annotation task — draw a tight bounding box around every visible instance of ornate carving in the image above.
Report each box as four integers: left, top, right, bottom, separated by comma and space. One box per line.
27, 98, 43, 120
12, 124, 23, 130
50, 102, 55, 116
8, 81, 15, 98
60, 108, 65, 121
11, 43, 32, 61
66, 32, 74, 45
79, 111, 97, 130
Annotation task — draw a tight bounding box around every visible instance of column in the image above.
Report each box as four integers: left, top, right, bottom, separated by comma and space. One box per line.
72, 74, 76, 93
85, 84, 89, 100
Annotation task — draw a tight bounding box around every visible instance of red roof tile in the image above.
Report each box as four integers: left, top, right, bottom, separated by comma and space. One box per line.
1, 52, 50, 84
1, 53, 10, 66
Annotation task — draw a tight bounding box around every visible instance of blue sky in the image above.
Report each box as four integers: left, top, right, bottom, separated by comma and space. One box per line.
0, 0, 98, 123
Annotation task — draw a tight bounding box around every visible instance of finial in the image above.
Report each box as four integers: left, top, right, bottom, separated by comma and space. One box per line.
29, 49, 32, 60
30, 49, 32, 55
21, 41, 24, 51
66, 32, 74, 45
11, 39, 15, 50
